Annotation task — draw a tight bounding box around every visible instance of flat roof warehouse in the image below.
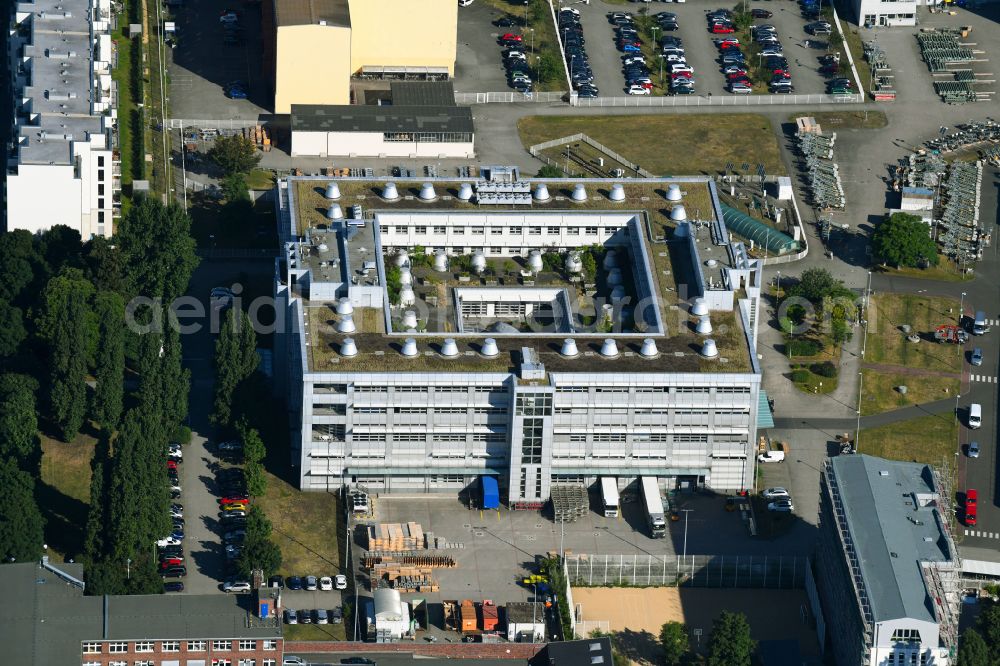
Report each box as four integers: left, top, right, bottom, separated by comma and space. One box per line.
291, 105, 473, 135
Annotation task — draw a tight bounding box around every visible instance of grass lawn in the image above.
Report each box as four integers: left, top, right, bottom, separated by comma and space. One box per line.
877, 257, 974, 283
145, 0, 170, 196
247, 169, 277, 191
283, 623, 347, 641
257, 471, 342, 577
518, 114, 783, 176
839, 20, 871, 97
860, 369, 959, 416
866, 294, 964, 373
859, 413, 958, 473
38, 433, 96, 562
112, 29, 137, 186
792, 365, 838, 395
789, 111, 888, 130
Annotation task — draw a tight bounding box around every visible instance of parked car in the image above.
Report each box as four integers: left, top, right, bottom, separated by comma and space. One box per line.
223, 580, 252, 593
284, 609, 298, 625
315, 609, 329, 624
762, 487, 791, 500
965, 489, 978, 526
626, 84, 650, 95
968, 441, 980, 458
331, 606, 344, 624
269, 575, 284, 588
305, 576, 319, 591
768, 499, 794, 513
752, 8, 773, 18
161, 565, 187, 578
299, 609, 313, 624
164, 582, 184, 592
806, 21, 832, 35
287, 576, 303, 590
971, 347, 984, 366
157, 536, 181, 547
335, 574, 349, 590
320, 576, 334, 591
224, 82, 247, 100
711, 23, 735, 34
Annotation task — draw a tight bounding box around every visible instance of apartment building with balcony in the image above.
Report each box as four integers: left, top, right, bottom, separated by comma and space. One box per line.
5, 0, 119, 238
273, 173, 769, 505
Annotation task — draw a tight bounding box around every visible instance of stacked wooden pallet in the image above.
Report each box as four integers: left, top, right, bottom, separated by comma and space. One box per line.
362, 553, 456, 569
366, 522, 425, 552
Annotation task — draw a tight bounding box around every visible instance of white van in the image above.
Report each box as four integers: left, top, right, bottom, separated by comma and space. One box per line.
969, 403, 982, 429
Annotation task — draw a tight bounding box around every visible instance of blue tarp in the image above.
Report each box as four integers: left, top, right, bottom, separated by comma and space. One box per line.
481, 476, 500, 509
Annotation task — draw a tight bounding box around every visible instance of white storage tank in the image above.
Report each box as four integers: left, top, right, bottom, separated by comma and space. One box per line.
527, 250, 544, 273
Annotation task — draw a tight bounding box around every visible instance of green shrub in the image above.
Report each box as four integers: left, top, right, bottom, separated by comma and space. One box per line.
791, 369, 810, 383
787, 339, 822, 357
811, 361, 838, 378
172, 425, 192, 445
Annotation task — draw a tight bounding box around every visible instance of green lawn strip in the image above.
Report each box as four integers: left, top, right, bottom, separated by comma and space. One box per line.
39, 433, 96, 562
858, 413, 958, 476
866, 294, 963, 372
112, 29, 137, 186
876, 257, 974, 283
481, 0, 565, 92
247, 169, 277, 191
788, 110, 888, 130
257, 471, 342, 577
860, 368, 959, 416
144, 0, 170, 195
839, 20, 871, 96
517, 114, 783, 176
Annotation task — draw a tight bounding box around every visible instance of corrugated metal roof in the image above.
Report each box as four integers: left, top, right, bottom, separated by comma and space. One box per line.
291, 104, 474, 134
274, 0, 349, 28
390, 81, 457, 107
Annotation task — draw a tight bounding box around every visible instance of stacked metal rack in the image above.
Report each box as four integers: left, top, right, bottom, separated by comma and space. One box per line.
917, 31, 975, 72
796, 131, 845, 210
924, 120, 1000, 153
550, 483, 589, 523
936, 160, 984, 262
864, 41, 896, 101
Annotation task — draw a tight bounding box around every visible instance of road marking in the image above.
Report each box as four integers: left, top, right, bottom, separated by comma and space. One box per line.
964, 529, 1000, 539
970, 375, 996, 383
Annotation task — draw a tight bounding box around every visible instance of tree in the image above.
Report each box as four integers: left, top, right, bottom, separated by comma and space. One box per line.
235, 505, 282, 578
222, 173, 250, 202
957, 627, 990, 666
0, 374, 40, 463
977, 603, 1000, 650
84, 430, 112, 565
38, 269, 95, 441
706, 611, 755, 666
0, 458, 45, 562
0, 300, 27, 358
537, 52, 563, 87
0, 230, 38, 305
158, 324, 190, 433
85, 236, 126, 294
92, 292, 126, 431
212, 309, 259, 427
117, 197, 200, 302
659, 621, 690, 666
536, 165, 564, 178
827, 29, 844, 53
787, 267, 847, 305
208, 135, 261, 176
872, 212, 938, 268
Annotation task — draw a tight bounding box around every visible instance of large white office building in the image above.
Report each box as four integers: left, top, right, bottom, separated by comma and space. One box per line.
5, 0, 119, 238
273, 173, 769, 505
852, 0, 917, 27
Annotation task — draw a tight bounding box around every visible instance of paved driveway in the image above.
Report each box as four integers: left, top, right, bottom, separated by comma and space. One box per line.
455, 1, 515, 93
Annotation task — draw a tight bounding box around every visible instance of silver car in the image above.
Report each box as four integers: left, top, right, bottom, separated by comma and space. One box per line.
971, 347, 983, 366
968, 441, 980, 458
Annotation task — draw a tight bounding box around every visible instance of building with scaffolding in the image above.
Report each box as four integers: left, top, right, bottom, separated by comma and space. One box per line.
816, 455, 959, 666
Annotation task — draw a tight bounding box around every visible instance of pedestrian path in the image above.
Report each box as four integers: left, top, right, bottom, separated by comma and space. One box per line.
964, 529, 1000, 540
970, 374, 996, 384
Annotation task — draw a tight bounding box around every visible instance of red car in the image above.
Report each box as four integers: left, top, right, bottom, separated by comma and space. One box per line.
726, 72, 749, 81
501, 33, 522, 42
711, 24, 735, 34
220, 494, 249, 503
671, 71, 693, 79
220, 498, 249, 508
966, 489, 978, 526
160, 557, 184, 567
715, 38, 740, 48
167, 460, 178, 470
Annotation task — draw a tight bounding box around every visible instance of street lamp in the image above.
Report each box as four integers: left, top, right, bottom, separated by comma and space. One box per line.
959, 292, 967, 328
681, 509, 693, 577
855, 370, 863, 452
861, 271, 871, 358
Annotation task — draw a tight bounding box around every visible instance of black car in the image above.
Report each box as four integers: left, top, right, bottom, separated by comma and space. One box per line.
268, 575, 284, 588
299, 609, 313, 624
287, 576, 304, 590
162, 566, 187, 578
341, 658, 376, 665
496, 17, 515, 27
752, 8, 773, 18
164, 582, 185, 592
577, 88, 599, 98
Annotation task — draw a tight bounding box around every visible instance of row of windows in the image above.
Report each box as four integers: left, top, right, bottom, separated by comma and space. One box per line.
87, 639, 277, 653
385, 226, 610, 236
353, 385, 507, 394
555, 386, 751, 394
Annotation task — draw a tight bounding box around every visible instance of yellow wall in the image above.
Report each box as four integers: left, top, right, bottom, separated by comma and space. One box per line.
346, 0, 457, 75
274, 24, 352, 114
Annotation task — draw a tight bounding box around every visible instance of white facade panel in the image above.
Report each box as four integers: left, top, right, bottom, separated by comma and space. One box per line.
291, 130, 474, 158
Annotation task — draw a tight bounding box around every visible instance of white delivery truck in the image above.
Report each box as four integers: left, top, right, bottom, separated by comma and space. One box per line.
640, 476, 667, 538
600, 477, 620, 518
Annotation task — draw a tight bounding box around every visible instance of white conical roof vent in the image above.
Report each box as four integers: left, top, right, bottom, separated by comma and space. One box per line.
317, 243, 330, 253
566, 252, 582, 273
324, 182, 341, 200
670, 204, 687, 221
399, 285, 415, 306
457, 182, 473, 201
610, 285, 626, 301
441, 338, 459, 357
690, 298, 708, 316
639, 338, 659, 357
326, 203, 343, 219
700, 339, 719, 358
471, 251, 487, 274
533, 183, 551, 202
382, 182, 399, 200
399, 267, 413, 286
337, 314, 356, 334
560, 338, 579, 358
696, 316, 713, 335
606, 267, 623, 287
394, 250, 409, 267
527, 250, 543, 273
480, 338, 499, 357
418, 182, 437, 201
608, 183, 626, 202
401, 338, 419, 357
336, 297, 354, 315
571, 183, 588, 202
666, 184, 683, 201
402, 310, 418, 329
600, 339, 620, 358
603, 250, 618, 270
433, 251, 449, 272
340, 337, 358, 357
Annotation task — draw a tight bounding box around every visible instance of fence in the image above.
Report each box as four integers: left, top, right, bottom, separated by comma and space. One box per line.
528, 133, 656, 179
572, 93, 864, 108
453, 91, 569, 104
565, 553, 809, 589
168, 118, 263, 131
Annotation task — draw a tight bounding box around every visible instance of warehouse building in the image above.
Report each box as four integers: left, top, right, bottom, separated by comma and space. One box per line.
5, 0, 120, 238
264, 0, 457, 113
273, 173, 768, 506
852, 0, 917, 27
815, 455, 960, 666
1, 560, 283, 665
290, 82, 473, 158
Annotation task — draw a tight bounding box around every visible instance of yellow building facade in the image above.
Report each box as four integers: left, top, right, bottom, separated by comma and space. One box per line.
269, 0, 457, 114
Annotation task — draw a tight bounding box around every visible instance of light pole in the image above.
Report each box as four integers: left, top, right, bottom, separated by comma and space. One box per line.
523, 0, 529, 29
681, 509, 692, 578
855, 371, 863, 451
959, 291, 967, 328
127, 557, 131, 580
861, 271, 871, 358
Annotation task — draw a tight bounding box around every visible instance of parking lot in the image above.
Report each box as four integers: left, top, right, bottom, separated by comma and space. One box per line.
455, 1, 522, 92
166, 0, 269, 119
564, 0, 842, 98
